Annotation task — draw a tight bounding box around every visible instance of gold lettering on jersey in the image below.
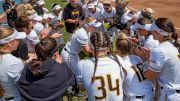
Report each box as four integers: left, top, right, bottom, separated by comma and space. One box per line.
94, 76, 106, 99
178, 54, 180, 60
71, 10, 80, 15
131, 64, 146, 82
107, 75, 120, 95
94, 75, 120, 100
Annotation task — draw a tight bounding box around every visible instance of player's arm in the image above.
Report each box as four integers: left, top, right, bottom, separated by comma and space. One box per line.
82, 44, 91, 54
144, 69, 157, 81
143, 48, 165, 81
65, 19, 78, 24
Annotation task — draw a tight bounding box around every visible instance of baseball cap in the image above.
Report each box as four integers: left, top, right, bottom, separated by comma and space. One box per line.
36, 0, 45, 6
32, 15, 43, 21
131, 23, 151, 31
88, 3, 95, 9
52, 5, 62, 11
149, 22, 169, 36
85, 19, 102, 27
0, 30, 26, 44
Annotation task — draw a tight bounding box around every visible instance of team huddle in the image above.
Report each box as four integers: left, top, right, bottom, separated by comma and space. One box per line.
0, 0, 180, 101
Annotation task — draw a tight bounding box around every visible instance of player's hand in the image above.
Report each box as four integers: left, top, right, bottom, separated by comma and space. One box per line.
52, 52, 62, 64
126, 37, 139, 44
134, 46, 150, 61
50, 32, 62, 38
39, 28, 51, 39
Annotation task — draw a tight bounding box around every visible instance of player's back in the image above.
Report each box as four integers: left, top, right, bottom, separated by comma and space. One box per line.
79, 56, 125, 101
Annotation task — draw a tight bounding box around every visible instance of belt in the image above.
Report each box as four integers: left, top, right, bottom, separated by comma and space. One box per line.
136, 95, 145, 99
4, 96, 14, 100
161, 87, 180, 93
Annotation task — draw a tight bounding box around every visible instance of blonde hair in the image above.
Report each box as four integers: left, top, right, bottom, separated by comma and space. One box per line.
73, 17, 96, 32
0, 84, 4, 97
23, 4, 36, 16
116, 33, 133, 55
0, 27, 15, 54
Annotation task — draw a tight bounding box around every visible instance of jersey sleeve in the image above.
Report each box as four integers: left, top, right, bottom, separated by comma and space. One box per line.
27, 30, 40, 45
149, 48, 166, 72
6, 59, 24, 84
76, 31, 88, 46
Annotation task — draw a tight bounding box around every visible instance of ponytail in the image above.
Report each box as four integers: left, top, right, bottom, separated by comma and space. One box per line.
171, 31, 180, 49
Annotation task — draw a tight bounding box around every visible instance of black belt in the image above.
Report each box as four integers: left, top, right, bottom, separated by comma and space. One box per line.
4, 96, 14, 100
161, 87, 180, 93
136, 95, 145, 99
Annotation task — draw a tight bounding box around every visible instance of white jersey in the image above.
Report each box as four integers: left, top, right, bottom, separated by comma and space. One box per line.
123, 55, 153, 96
102, 7, 116, 24
94, 1, 104, 11
64, 27, 90, 55
0, 54, 24, 101
24, 30, 40, 52
33, 22, 44, 34
149, 41, 180, 89
78, 1, 88, 10
144, 35, 159, 50
78, 55, 125, 101
85, 7, 103, 21
52, 11, 63, 22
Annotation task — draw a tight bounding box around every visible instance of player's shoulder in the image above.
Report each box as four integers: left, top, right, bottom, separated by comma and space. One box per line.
129, 55, 143, 65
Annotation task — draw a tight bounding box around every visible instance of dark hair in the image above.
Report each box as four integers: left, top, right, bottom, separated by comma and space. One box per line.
137, 18, 151, 25
30, 37, 58, 76
51, 3, 58, 9
14, 15, 30, 32
0, 84, 4, 97
155, 17, 180, 48
141, 11, 154, 22
90, 31, 112, 83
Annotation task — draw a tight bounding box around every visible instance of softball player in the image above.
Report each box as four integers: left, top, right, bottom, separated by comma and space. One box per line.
78, 31, 126, 101
85, 3, 103, 22
61, 17, 102, 82
135, 18, 180, 101
116, 33, 154, 101
131, 18, 159, 50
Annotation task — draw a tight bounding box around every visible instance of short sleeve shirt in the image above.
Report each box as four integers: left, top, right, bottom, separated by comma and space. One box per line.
65, 28, 89, 54
0, 54, 24, 100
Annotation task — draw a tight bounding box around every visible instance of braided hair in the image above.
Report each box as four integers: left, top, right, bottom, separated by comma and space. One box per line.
90, 31, 111, 83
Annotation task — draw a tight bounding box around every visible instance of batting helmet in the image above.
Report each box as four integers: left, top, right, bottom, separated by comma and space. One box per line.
116, 0, 129, 3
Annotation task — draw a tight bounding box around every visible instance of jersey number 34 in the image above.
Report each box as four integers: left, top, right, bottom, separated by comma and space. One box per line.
94, 74, 120, 100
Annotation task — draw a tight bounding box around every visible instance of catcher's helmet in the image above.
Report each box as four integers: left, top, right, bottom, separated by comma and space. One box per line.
116, 0, 129, 3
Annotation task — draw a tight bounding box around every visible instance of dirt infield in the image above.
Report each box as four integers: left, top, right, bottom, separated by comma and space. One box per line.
129, 0, 180, 33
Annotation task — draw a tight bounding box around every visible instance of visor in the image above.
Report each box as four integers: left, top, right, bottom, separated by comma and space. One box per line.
150, 22, 169, 36
85, 19, 102, 27
36, 0, 45, 6
33, 15, 43, 21
0, 30, 26, 44
53, 5, 62, 11
88, 4, 95, 9
131, 23, 151, 31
